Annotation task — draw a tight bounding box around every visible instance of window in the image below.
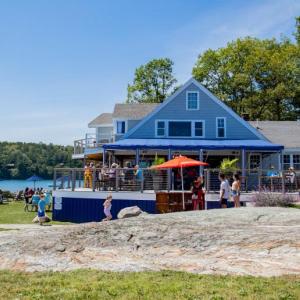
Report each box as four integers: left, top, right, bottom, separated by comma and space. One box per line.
249, 154, 261, 173
194, 121, 204, 137
186, 91, 199, 110
283, 154, 291, 170
156, 121, 165, 137
116, 121, 126, 134
293, 154, 300, 170
168, 121, 191, 137
216, 117, 226, 138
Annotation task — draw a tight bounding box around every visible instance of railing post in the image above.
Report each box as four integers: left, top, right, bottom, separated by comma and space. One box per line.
258, 175, 262, 191
92, 168, 96, 192
67, 170, 71, 189
206, 170, 210, 193
71, 169, 76, 191
282, 173, 285, 194
116, 169, 119, 192
53, 169, 57, 191
141, 169, 144, 193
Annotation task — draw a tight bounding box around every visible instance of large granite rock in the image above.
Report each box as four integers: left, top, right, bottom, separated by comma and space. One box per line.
0, 207, 300, 276
117, 206, 142, 219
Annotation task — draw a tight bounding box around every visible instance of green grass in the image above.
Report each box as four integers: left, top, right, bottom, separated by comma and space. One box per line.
0, 201, 70, 225
0, 270, 299, 300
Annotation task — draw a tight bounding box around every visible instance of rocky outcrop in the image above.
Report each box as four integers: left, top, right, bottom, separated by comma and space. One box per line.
0, 207, 300, 276
117, 206, 143, 219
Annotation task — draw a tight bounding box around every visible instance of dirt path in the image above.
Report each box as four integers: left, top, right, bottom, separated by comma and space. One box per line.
1, 207, 300, 276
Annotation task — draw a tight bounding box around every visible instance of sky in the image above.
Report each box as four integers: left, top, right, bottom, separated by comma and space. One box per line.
0, 0, 299, 145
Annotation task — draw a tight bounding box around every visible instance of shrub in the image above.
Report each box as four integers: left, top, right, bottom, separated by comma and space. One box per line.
252, 192, 297, 207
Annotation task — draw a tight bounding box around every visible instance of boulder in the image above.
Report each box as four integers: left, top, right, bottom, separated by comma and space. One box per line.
117, 206, 143, 219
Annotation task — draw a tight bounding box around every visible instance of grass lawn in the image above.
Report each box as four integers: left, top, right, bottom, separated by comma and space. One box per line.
0, 270, 299, 300
0, 201, 70, 225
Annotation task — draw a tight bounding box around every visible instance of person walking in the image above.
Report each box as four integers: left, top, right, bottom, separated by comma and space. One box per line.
219, 173, 230, 208
102, 194, 112, 221
231, 173, 241, 207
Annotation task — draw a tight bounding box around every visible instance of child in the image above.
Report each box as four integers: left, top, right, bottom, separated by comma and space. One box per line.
102, 194, 112, 221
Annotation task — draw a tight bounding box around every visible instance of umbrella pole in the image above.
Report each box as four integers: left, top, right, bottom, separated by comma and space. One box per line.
181, 166, 185, 210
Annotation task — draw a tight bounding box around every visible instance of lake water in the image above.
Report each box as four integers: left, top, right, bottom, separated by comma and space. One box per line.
0, 180, 54, 192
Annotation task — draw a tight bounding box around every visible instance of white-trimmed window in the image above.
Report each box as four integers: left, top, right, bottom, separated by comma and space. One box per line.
194, 121, 204, 137
168, 121, 191, 137
116, 121, 126, 134
293, 154, 300, 170
216, 117, 226, 138
249, 154, 261, 173
155, 120, 205, 138
283, 154, 291, 170
156, 121, 166, 137
186, 91, 199, 110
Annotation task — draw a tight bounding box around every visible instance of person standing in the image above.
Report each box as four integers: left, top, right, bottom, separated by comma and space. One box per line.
231, 173, 241, 207
191, 177, 204, 210
219, 173, 230, 208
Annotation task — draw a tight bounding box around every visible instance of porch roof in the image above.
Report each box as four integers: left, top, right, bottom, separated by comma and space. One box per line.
103, 139, 284, 151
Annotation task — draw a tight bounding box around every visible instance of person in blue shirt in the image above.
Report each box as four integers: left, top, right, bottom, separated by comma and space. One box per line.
134, 165, 143, 182
31, 192, 40, 212
37, 194, 52, 225
37, 194, 46, 225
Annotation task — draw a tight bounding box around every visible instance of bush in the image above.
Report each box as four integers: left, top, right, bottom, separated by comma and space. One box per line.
252, 192, 297, 207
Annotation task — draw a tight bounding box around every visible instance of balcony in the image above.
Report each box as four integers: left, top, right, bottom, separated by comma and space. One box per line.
73, 133, 114, 158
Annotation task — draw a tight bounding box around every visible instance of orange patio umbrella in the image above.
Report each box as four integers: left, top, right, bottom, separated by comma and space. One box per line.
151, 155, 208, 210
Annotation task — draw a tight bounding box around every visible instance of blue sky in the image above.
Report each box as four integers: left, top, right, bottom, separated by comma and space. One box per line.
0, 0, 299, 145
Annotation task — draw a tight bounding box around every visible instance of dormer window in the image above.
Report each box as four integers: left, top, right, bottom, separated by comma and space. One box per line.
116, 121, 126, 134
186, 91, 199, 110
216, 117, 226, 138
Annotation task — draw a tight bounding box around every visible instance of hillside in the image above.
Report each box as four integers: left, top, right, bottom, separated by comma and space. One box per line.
0, 142, 81, 179
1, 207, 299, 276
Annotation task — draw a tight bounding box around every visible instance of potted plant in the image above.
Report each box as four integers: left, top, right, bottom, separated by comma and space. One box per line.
151, 153, 165, 191
219, 158, 239, 179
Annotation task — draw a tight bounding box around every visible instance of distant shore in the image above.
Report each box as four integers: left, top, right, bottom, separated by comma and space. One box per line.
0, 179, 53, 192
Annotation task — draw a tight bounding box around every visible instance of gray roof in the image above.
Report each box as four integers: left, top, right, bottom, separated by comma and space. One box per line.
88, 113, 113, 127
112, 103, 159, 119
249, 121, 300, 149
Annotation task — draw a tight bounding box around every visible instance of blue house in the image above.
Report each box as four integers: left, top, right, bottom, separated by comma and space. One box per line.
72, 78, 288, 180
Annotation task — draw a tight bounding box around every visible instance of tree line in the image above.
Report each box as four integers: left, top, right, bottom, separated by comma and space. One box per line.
0, 142, 81, 180
127, 17, 300, 121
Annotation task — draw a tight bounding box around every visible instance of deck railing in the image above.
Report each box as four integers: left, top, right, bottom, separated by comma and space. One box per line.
73, 134, 114, 155
53, 168, 299, 193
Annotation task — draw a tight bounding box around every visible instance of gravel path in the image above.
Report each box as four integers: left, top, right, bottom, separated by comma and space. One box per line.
0, 207, 300, 276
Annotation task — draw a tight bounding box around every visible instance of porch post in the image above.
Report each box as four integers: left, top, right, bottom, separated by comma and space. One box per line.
278, 151, 282, 171
135, 148, 140, 165
168, 148, 172, 191
199, 149, 204, 175
102, 149, 106, 166
241, 149, 246, 190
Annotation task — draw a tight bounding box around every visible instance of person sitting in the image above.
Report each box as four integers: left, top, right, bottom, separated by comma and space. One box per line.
32, 194, 51, 225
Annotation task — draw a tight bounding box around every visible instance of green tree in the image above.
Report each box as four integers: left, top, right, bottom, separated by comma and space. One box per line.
192, 36, 299, 120
127, 58, 177, 103
0, 142, 81, 179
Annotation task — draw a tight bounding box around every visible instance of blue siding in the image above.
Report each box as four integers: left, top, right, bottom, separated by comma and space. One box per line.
52, 196, 156, 223
128, 83, 259, 140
